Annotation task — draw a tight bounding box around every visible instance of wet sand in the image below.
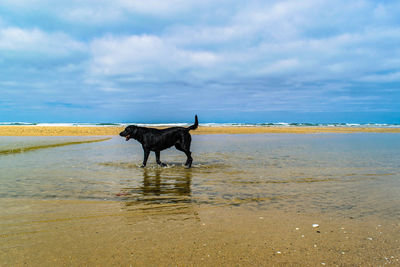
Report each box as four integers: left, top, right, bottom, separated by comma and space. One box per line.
1, 198, 399, 266
0, 125, 400, 136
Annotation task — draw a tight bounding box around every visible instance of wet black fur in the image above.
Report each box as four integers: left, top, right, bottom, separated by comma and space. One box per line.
119, 115, 198, 168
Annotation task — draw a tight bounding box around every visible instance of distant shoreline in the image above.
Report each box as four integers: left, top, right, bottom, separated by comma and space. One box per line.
1, 125, 400, 136
1, 122, 399, 127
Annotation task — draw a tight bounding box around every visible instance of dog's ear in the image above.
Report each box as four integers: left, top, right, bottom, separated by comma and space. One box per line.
129, 125, 138, 136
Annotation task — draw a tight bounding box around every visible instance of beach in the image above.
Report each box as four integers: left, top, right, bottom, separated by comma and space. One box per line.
1, 131, 399, 266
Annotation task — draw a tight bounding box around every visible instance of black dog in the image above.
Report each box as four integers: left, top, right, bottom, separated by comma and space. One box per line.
119, 115, 198, 168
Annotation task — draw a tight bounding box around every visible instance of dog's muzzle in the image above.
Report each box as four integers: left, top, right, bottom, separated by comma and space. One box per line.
119, 131, 130, 141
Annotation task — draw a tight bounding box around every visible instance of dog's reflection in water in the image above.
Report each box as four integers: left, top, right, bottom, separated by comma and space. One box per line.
121, 168, 198, 220
141, 168, 191, 197
120, 167, 193, 205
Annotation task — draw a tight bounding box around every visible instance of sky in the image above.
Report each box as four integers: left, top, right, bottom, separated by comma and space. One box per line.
1, 0, 400, 123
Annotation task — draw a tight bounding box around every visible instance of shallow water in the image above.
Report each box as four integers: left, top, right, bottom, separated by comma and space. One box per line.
1, 134, 399, 219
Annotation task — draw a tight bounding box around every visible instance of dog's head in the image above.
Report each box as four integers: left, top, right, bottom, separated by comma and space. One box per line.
119, 125, 138, 141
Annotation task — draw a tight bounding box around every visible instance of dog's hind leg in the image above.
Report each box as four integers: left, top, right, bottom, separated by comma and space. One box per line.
184, 150, 193, 168
182, 135, 193, 167
141, 148, 150, 168
155, 151, 167, 167
175, 143, 193, 168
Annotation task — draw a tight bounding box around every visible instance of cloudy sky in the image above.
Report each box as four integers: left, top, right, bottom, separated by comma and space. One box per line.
1, 0, 399, 123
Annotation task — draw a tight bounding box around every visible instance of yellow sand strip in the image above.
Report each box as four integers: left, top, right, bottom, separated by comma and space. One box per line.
0, 125, 399, 136
0, 138, 111, 155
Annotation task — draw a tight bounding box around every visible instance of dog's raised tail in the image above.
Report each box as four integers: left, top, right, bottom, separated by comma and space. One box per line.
187, 115, 198, 131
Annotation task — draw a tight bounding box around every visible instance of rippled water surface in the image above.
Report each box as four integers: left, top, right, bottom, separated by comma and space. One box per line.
1, 134, 400, 218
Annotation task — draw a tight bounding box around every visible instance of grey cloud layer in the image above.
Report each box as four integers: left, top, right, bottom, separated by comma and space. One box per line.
1, 0, 399, 121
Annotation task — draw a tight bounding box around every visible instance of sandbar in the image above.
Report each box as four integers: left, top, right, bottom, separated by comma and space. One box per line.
0, 125, 399, 136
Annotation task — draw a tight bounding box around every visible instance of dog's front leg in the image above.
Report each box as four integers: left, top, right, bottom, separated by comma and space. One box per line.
141, 148, 150, 167
155, 151, 167, 167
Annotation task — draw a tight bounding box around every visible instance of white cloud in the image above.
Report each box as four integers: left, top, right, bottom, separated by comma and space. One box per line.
0, 27, 86, 56
89, 34, 219, 76
62, 7, 124, 24
1, 0, 225, 25
39, 0, 396, 88
359, 72, 400, 83
115, 0, 214, 16
257, 58, 300, 75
